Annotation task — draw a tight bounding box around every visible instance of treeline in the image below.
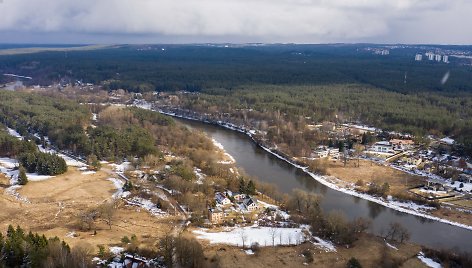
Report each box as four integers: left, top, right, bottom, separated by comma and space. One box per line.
176, 84, 472, 157
0, 225, 92, 268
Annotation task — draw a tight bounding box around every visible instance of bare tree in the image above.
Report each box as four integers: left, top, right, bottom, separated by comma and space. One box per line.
79, 209, 99, 231
269, 227, 278, 246
100, 201, 117, 229
71, 242, 93, 268
353, 144, 364, 167
239, 229, 247, 248
383, 222, 410, 243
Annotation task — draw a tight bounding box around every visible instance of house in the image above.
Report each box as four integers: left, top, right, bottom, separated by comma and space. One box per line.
390, 139, 415, 151
425, 178, 452, 192
370, 141, 394, 155
405, 155, 422, 167
208, 208, 224, 224
243, 197, 259, 211
312, 149, 329, 158
233, 193, 247, 202
328, 148, 340, 159
215, 192, 231, 206
311, 146, 340, 159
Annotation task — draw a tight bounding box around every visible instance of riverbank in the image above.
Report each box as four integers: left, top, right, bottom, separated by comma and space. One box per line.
150, 106, 472, 232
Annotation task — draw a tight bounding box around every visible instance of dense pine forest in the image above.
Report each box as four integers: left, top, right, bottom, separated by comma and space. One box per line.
1, 44, 472, 93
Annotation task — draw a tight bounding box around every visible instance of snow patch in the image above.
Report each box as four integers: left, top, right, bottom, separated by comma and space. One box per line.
5, 185, 30, 203
110, 162, 132, 173
194, 167, 205, 184
108, 178, 128, 198
418, 252, 442, 268
7, 128, 22, 139
109, 246, 124, 256
244, 249, 255, 255
312, 236, 337, 252
193, 226, 306, 247
126, 197, 167, 217
385, 241, 398, 250
0, 157, 18, 169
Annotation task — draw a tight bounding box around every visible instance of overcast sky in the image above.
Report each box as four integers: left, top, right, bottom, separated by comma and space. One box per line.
0, 0, 471, 44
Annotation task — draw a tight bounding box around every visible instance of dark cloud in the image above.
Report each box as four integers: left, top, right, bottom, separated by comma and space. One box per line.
0, 0, 470, 44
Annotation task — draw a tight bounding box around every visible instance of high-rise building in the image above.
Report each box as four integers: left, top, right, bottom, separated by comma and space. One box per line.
435, 54, 442, 62
426, 52, 434, 60
443, 55, 449, 63
415, 54, 423, 61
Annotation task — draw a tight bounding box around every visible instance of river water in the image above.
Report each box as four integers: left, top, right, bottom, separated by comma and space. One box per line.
177, 118, 472, 252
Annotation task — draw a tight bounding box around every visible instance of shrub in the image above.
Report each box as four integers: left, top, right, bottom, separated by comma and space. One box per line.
347, 257, 362, 268
121, 236, 130, 244
250, 242, 260, 254
302, 249, 314, 263
18, 166, 28, 185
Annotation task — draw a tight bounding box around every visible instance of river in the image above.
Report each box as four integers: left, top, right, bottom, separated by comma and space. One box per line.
177, 117, 472, 252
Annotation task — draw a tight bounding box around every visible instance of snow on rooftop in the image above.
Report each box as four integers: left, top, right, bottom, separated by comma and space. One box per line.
375, 141, 391, 146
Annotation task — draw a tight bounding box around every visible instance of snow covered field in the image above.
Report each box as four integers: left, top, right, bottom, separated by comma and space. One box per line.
193, 226, 306, 247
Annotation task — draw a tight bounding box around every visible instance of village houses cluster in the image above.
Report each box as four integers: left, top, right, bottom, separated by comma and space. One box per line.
208, 191, 260, 224
308, 122, 472, 201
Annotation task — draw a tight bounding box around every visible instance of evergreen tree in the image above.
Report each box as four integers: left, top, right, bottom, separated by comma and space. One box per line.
87, 154, 102, 171
239, 177, 246, 194
246, 180, 256, 195
18, 166, 28, 185
123, 181, 133, 191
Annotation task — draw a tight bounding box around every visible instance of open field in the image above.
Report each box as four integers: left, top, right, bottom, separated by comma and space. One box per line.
0, 45, 113, 55
199, 233, 427, 268
0, 167, 176, 250
325, 159, 424, 195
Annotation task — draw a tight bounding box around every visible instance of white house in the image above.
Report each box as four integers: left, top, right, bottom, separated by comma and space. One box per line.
215, 192, 231, 206
243, 197, 259, 211
312, 146, 340, 159
370, 141, 395, 155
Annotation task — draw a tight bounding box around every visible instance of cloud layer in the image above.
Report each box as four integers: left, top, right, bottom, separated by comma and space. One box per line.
0, 0, 470, 43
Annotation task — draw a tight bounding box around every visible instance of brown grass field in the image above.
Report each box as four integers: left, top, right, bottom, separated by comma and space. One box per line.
199, 233, 427, 268
0, 167, 176, 250
325, 159, 424, 195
